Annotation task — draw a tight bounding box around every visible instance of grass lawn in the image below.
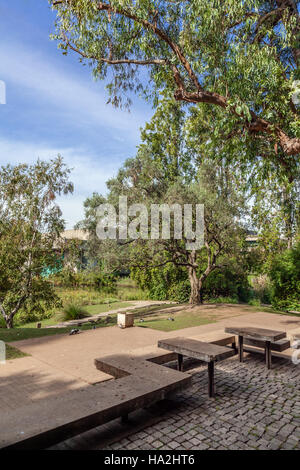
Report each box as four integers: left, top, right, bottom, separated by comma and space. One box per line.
83, 301, 132, 316
19, 301, 133, 328
0, 315, 118, 344
137, 310, 217, 331
5, 344, 28, 360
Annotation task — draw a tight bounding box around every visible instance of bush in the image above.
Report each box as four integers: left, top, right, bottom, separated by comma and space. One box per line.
132, 260, 251, 303
168, 280, 190, 303
62, 303, 88, 321
13, 282, 62, 325
51, 270, 117, 294
268, 242, 300, 312
250, 274, 272, 304
248, 298, 262, 307
202, 266, 251, 302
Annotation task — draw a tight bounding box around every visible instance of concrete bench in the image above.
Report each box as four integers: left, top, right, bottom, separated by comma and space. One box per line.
0, 354, 191, 450
132, 332, 237, 366
158, 337, 236, 398
243, 337, 290, 352
225, 326, 287, 369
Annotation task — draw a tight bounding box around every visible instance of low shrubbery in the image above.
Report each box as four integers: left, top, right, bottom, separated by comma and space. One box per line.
132, 261, 251, 304
62, 303, 89, 321
268, 242, 300, 312
249, 274, 272, 305
50, 270, 117, 294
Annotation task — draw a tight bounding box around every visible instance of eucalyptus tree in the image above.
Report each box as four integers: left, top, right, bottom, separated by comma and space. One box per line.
80, 99, 247, 303
0, 157, 73, 328
50, 0, 299, 169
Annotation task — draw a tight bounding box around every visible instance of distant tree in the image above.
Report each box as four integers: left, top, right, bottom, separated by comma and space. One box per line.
0, 157, 73, 328
80, 99, 247, 304
50, 0, 299, 168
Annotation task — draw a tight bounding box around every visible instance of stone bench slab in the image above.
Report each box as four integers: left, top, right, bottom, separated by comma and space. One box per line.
225, 326, 286, 342
0, 354, 191, 450
243, 337, 290, 352
158, 337, 236, 363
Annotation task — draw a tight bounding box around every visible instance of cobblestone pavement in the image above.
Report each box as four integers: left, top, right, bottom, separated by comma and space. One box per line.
53, 352, 299, 450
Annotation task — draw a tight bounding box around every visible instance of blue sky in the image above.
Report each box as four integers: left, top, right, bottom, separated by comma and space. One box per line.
0, 0, 152, 228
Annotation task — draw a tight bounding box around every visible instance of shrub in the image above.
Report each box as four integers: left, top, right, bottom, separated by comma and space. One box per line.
62, 303, 88, 321
132, 260, 251, 303
50, 270, 117, 293
251, 274, 272, 304
268, 242, 300, 312
202, 266, 251, 303
168, 280, 190, 303
0, 315, 6, 328
248, 298, 262, 307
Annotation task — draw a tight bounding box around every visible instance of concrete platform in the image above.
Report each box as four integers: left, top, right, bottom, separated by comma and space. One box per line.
1, 354, 191, 450
1, 308, 299, 449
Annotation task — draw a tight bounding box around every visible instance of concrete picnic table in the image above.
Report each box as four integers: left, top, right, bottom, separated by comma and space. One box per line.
158, 337, 236, 398
225, 326, 287, 369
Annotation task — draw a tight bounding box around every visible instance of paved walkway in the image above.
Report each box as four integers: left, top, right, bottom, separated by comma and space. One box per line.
50, 353, 300, 450
102, 355, 300, 451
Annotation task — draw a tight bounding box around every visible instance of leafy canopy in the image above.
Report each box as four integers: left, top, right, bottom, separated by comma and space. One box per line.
50, 0, 300, 162
0, 156, 73, 328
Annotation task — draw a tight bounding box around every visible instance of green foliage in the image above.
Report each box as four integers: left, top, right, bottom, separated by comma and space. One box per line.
132, 260, 251, 304
5, 344, 28, 360
50, 0, 299, 165
0, 315, 6, 328
206, 296, 239, 305
250, 274, 272, 304
0, 157, 73, 328
248, 298, 262, 307
51, 269, 117, 294
202, 266, 251, 303
132, 262, 187, 302
79, 96, 248, 304
62, 303, 89, 321
268, 242, 300, 311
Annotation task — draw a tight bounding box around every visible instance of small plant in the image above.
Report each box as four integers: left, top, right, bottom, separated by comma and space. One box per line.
248, 298, 261, 307
62, 303, 88, 321
251, 274, 272, 304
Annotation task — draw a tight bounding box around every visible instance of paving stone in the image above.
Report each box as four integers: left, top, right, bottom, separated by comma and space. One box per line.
52, 354, 300, 451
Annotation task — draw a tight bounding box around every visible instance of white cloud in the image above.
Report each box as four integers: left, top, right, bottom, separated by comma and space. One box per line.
0, 138, 115, 228
0, 41, 149, 140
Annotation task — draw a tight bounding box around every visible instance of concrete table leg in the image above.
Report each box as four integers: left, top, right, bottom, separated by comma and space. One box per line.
265, 341, 272, 369
208, 361, 215, 398
238, 335, 244, 362
178, 353, 183, 372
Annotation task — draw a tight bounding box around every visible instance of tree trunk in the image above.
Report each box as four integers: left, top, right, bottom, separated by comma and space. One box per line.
188, 267, 202, 305
5, 316, 14, 329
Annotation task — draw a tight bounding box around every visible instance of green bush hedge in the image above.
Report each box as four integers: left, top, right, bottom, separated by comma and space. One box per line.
50, 270, 117, 293
63, 303, 88, 321
132, 261, 251, 303
268, 242, 300, 312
